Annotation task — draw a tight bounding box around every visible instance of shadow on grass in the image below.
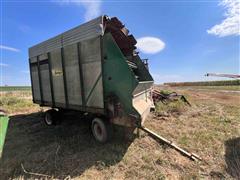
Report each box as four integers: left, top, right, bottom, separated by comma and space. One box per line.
0, 112, 135, 179
225, 137, 240, 178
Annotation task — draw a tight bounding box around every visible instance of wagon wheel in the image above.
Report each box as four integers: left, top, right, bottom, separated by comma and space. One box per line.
44, 109, 60, 126
91, 118, 112, 143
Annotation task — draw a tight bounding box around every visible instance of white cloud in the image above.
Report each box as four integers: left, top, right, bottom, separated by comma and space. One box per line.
0, 63, 9, 67
55, 0, 102, 22
207, 0, 240, 37
0, 45, 20, 52
136, 37, 165, 54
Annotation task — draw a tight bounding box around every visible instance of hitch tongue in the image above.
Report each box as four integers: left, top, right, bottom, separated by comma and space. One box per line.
140, 126, 202, 161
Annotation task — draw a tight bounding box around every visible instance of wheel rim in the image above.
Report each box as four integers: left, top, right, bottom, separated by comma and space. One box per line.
45, 113, 52, 125
93, 123, 103, 141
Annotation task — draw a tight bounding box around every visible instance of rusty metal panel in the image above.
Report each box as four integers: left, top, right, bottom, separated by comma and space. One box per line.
50, 49, 65, 105
63, 44, 82, 106
29, 16, 104, 58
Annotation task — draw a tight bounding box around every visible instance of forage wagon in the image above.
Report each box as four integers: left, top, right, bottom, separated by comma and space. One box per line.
29, 15, 154, 143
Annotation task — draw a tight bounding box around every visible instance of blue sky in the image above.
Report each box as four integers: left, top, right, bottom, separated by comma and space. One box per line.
1, 0, 239, 85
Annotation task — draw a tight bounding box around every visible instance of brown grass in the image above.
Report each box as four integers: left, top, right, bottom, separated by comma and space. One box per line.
0, 87, 239, 179
0, 91, 40, 115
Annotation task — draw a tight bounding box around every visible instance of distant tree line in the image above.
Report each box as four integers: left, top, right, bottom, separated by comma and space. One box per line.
164, 80, 240, 86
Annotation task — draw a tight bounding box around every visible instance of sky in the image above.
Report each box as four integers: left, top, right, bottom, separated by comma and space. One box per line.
0, 0, 239, 86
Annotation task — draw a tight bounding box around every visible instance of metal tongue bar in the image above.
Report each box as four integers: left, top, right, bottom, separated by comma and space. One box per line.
140, 126, 202, 161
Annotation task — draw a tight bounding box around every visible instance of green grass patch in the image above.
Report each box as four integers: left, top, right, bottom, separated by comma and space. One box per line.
178, 135, 189, 146
155, 100, 187, 115
188, 85, 240, 91
164, 80, 240, 86
0, 86, 31, 92
159, 90, 172, 96
0, 96, 23, 106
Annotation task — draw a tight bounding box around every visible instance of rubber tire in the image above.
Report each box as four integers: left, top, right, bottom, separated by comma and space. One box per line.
44, 109, 58, 126
91, 118, 111, 143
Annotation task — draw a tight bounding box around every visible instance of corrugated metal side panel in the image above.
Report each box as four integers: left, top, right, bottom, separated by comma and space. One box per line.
30, 57, 37, 63
81, 37, 104, 109
30, 64, 41, 101
64, 43, 82, 106
30, 36, 104, 111
30, 35, 62, 59
50, 49, 65, 105
62, 18, 103, 46
29, 16, 103, 58
40, 63, 52, 103
85, 73, 103, 108
39, 53, 48, 61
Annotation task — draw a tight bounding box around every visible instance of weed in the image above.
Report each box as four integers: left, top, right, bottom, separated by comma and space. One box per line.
155, 100, 187, 116
0, 92, 39, 114
0, 87, 239, 179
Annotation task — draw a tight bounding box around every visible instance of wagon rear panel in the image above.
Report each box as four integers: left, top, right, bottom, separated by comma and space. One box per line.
29, 37, 104, 113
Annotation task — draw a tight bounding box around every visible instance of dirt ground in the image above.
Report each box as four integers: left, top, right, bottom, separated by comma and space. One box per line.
0, 86, 239, 179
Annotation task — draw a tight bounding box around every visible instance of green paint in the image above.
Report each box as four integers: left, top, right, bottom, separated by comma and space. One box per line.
0, 115, 9, 158
133, 55, 153, 82
102, 33, 139, 116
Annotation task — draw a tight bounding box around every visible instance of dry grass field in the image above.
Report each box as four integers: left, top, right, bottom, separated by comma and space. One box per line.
0, 86, 239, 179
